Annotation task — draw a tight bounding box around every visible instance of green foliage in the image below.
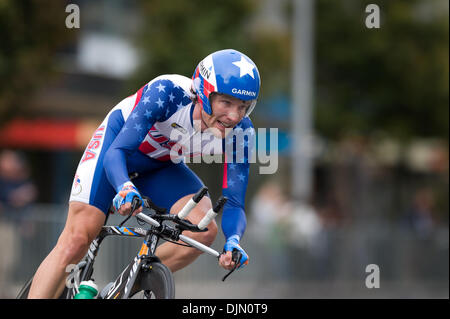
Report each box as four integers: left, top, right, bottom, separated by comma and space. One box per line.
130, 0, 254, 84
0, 0, 69, 126
315, 0, 449, 141
129, 0, 291, 98
128, 0, 292, 128
128, 0, 448, 142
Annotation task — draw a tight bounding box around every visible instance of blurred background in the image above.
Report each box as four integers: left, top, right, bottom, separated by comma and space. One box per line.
0, 0, 448, 298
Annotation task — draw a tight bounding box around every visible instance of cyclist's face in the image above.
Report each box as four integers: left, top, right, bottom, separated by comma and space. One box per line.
201, 94, 250, 138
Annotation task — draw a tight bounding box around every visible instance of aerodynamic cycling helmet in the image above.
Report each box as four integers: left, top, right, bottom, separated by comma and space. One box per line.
192, 49, 261, 116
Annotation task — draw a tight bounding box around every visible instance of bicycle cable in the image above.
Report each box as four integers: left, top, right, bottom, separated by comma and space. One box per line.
221, 250, 242, 281
161, 239, 193, 248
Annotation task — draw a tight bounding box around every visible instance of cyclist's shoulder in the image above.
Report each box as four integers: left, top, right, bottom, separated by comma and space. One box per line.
146, 74, 193, 95
139, 75, 193, 121
234, 116, 254, 131
224, 117, 255, 147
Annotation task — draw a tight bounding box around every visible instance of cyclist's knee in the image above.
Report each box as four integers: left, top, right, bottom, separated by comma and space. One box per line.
55, 203, 104, 266
56, 231, 90, 266
204, 220, 218, 245
192, 219, 218, 247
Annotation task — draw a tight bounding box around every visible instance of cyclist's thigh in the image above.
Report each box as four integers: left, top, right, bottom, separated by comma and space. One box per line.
69, 111, 124, 215
133, 162, 206, 211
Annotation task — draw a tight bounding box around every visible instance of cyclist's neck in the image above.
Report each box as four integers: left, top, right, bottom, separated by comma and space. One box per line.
192, 102, 209, 132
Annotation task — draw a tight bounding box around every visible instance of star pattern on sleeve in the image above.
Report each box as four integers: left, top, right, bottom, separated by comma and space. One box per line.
156, 83, 166, 92
220, 116, 255, 241
104, 77, 194, 196
222, 117, 254, 208
144, 109, 152, 119
133, 123, 142, 132
123, 79, 194, 137
156, 98, 165, 108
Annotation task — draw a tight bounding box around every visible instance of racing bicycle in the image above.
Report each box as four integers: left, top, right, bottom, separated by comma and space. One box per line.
17, 186, 242, 299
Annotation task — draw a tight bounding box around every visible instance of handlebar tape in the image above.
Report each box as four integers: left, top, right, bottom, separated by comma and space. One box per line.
177, 187, 208, 219
197, 196, 227, 230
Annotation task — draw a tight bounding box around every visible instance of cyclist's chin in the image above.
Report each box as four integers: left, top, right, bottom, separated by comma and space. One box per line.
213, 122, 235, 138
203, 120, 235, 138
208, 125, 224, 138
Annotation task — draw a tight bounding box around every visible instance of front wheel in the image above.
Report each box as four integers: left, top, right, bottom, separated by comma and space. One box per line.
130, 262, 175, 299
16, 276, 33, 299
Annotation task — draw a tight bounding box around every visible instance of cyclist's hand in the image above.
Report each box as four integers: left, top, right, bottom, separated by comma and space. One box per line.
219, 235, 249, 270
113, 182, 143, 216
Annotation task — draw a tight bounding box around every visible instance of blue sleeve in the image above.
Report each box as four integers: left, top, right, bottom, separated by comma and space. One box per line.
103, 78, 190, 192
221, 117, 255, 241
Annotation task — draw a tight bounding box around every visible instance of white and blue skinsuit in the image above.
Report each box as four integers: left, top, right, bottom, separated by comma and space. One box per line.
69, 75, 255, 242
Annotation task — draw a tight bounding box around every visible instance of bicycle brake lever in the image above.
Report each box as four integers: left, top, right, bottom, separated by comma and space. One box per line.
221, 249, 242, 282
232, 249, 242, 264
119, 196, 142, 227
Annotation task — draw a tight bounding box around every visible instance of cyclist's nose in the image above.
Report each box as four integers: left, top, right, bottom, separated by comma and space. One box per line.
225, 111, 240, 123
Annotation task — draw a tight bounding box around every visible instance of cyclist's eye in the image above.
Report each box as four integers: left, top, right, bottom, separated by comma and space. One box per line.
221, 100, 231, 107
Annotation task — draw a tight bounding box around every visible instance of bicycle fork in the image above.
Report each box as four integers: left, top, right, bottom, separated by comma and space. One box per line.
103, 232, 160, 299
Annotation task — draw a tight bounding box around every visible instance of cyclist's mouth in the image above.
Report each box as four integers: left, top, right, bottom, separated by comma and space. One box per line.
217, 120, 232, 129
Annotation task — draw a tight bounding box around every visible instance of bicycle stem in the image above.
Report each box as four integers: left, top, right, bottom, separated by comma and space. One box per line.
131, 192, 232, 277
136, 212, 220, 259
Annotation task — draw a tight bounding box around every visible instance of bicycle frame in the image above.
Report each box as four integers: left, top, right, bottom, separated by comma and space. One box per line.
66, 225, 162, 299
17, 186, 240, 299
63, 189, 229, 299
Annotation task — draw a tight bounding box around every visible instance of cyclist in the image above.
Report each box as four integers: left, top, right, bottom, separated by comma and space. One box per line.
28, 49, 260, 298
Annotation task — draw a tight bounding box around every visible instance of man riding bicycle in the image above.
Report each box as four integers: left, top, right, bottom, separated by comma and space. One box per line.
28, 49, 260, 298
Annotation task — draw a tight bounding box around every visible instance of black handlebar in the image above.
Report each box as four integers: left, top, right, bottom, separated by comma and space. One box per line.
119, 195, 208, 234
114, 186, 242, 281
213, 195, 227, 213
192, 187, 209, 203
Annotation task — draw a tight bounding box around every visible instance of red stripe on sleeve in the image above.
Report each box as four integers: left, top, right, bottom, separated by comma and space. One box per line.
222, 153, 228, 189
139, 141, 157, 154
132, 85, 146, 111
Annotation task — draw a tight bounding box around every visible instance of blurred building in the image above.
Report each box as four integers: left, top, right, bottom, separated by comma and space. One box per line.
0, 0, 142, 204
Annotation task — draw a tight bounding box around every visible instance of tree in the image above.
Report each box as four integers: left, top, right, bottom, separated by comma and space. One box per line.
315, 0, 449, 141
129, 1, 254, 85
0, 0, 70, 126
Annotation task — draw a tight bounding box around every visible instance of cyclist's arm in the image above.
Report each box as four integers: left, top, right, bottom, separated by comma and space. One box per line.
221, 162, 249, 241
103, 79, 175, 192
221, 118, 255, 241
